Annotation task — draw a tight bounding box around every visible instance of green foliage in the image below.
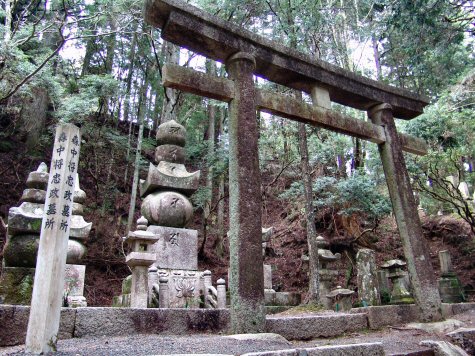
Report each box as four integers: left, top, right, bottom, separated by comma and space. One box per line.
55, 74, 119, 122
313, 173, 392, 223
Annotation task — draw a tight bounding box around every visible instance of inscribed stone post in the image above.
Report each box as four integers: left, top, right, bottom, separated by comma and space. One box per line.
226, 52, 265, 333
356, 248, 380, 306
368, 104, 441, 321
25, 124, 81, 353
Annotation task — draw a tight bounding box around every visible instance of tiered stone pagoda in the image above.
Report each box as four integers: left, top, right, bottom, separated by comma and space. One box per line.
316, 236, 341, 309
116, 120, 225, 308
0, 164, 91, 306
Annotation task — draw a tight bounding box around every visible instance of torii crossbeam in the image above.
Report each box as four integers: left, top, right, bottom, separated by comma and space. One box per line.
144, 0, 442, 331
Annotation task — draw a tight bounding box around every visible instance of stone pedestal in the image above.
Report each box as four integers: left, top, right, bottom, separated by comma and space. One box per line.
356, 248, 380, 306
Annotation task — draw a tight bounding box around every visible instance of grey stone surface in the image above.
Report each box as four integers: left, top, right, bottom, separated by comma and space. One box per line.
7, 202, 44, 235
0, 305, 76, 347
155, 144, 186, 164
74, 307, 230, 337
141, 162, 200, 197
64, 264, 86, 297
356, 248, 380, 306
302, 343, 384, 356
352, 304, 419, 329
156, 269, 203, 308
266, 313, 368, 340
447, 328, 475, 355
69, 215, 93, 240
25, 164, 49, 189
408, 319, 465, 334
420, 340, 469, 356
20, 188, 46, 204
452, 303, 475, 315
147, 225, 198, 270
3, 234, 39, 267
264, 291, 301, 307
144, 0, 429, 119
225, 333, 290, 344
156, 119, 187, 146
66, 239, 87, 264
141, 190, 194, 227
264, 264, 272, 290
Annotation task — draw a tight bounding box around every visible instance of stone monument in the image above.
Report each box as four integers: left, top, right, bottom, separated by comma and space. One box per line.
381, 259, 414, 304
0, 164, 91, 306
260, 227, 301, 309
115, 120, 225, 308
316, 236, 341, 309
326, 286, 355, 312
438, 250, 465, 303
356, 248, 380, 306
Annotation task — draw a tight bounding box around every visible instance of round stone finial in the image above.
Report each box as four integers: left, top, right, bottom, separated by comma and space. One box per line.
217, 278, 225, 285
159, 276, 169, 283
37, 162, 48, 173
203, 270, 212, 276
148, 266, 158, 273
137, 216, 148, 231
156, 120, 186, 147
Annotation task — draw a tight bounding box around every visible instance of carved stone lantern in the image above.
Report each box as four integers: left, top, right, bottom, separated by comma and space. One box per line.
381, 259, 414, 304
125, 218, 159, 308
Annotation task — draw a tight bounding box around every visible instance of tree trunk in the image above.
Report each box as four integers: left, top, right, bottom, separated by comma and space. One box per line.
126, 70, 148, 234
160, 41, 180, 124
4, 0, 12, 43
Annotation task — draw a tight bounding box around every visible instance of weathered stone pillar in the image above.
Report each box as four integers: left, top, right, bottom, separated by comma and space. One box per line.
368, 104, 442, 321
159, 276, 169, 308
217, 278, 227, 308
226, 52, 265, 333
356, 248, 380, 306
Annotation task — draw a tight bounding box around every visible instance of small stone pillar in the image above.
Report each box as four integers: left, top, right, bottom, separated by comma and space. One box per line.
217, 278, 227, 308
326, 286, 354, 312
356, 248, 380, 306
381, 259, 414, 305
315, 236, 341, 309
159, 276, 170, 308
125, 221, 158, 308
438, 250, 465, 303
203, 270, 212, 307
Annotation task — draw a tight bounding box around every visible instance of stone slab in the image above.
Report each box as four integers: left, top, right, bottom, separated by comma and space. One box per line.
264, 264, 272, 290
266, 313, 368, 340
0, 305, 76, 347
74, 307, 230, 337
156, 269, 203, 308
351, 304, 420, 329
447, 328, 475, 355
64, 264, 86, 297
265, 291, 301, 307
242, 343, 385, 356
147, 225, 198, 270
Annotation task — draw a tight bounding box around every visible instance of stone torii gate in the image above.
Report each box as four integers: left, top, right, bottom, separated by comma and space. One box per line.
144, 0, 442, 332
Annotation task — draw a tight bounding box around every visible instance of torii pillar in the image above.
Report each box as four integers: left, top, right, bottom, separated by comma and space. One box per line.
368, 104, 442, 322
226, 52, 265, 333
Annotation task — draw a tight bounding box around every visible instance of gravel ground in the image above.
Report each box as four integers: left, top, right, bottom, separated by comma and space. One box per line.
2, 310, 473, 355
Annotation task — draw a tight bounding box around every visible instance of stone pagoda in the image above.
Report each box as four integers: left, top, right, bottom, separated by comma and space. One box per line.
0, 164, 92, 306
116, 120, 225, 308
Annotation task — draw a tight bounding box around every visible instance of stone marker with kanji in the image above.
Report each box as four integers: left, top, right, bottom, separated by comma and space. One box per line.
25, 123, 81, 354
